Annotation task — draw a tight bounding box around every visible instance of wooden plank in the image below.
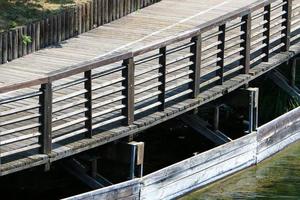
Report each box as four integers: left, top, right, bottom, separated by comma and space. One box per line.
140, 133, 256, 200
64, 179, 140, 200
181, 114, 230, 145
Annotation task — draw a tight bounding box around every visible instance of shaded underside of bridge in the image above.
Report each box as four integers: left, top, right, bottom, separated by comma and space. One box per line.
0, 0, 300, 176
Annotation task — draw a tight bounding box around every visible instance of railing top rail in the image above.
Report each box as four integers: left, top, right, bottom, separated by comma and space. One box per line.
0, 0, 291, 94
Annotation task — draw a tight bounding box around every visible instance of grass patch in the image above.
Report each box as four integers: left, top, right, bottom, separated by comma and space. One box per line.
0, 0, 89, 32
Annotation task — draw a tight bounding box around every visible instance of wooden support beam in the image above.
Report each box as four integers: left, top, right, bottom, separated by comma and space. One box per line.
122, 57, 135, 125
62, 159, 104, 189
268, 70, 300, 101
181, 115, 231, 145
189, 34, 201, 97
39, 82, 52, 154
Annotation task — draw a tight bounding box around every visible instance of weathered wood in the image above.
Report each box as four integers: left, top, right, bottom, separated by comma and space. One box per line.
189, 35, 201, 97
140, 133, 256, 200
62, 159, 103, 189
38, 82, 53, 154
181, 114, 231, 145
241, 13, 251, 74
122, 58, 135, 125
268, 69, 300, 101
64, 179, 140, 200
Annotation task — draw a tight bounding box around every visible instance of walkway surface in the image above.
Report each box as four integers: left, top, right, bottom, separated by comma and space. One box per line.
0, 0, 257, 90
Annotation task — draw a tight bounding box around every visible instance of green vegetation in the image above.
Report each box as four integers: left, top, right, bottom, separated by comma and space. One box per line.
0, 0, 88, 32
259, 64, 300, 124
21, 34, 32, 44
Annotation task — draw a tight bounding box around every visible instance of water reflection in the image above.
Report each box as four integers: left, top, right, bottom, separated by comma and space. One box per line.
181, 141, 300, 200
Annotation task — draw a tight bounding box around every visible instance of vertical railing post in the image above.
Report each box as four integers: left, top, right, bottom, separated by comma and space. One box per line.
158, 46, 166, 111
122, 57, 135, 125
84, 70, 93, 138
189, 34, 202, 98
241, 13, 251, 74
39, 82, 52, 154
217, 25, 225, 84
281, 0, 292, 52
262, 4, 271, 62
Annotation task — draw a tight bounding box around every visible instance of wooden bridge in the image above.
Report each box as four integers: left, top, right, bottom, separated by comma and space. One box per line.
1, 0, 300, 176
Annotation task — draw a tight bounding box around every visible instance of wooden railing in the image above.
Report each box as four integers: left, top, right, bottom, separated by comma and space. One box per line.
0, 0, 161, 64
0, 0, 300, 164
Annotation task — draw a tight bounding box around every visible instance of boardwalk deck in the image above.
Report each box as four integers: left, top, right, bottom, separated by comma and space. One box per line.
1, 0, 300, 176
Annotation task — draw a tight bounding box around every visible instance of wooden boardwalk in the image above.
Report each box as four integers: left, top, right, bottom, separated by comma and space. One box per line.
1, 0, 300, 176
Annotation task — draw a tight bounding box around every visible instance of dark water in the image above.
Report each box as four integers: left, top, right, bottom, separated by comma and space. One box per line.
181, 141, 300, 200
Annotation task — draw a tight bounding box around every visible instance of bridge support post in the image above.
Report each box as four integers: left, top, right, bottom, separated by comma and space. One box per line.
129, 141, 144, 179
39, 82, 53, 154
